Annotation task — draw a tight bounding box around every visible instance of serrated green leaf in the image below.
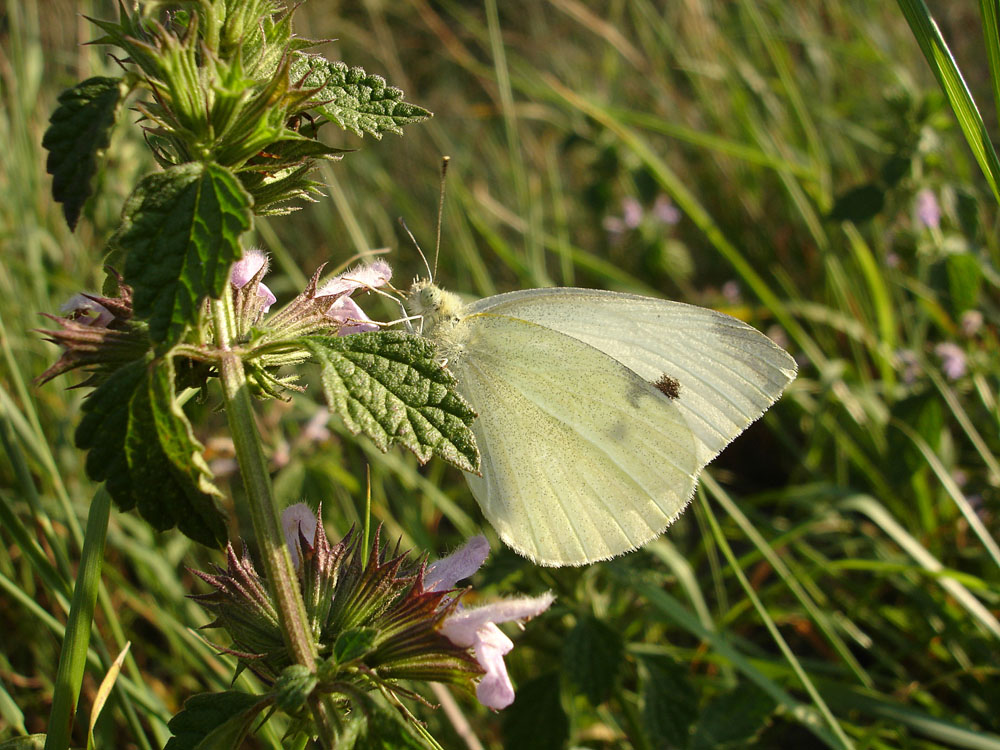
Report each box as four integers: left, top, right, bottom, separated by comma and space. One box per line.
75, 356, 226, 546
291, 54, 430, 138
145, 357, 227, 546
333, 627, 377, 664
75, 359, 149, 512
164, 691, 269, 750
501, 673, 568, 750
42, 76, 124, 230
303, 331, 480, 473
690, 683, 777, 750
117, 162, 253, 343
561, 615, 624, 706
637, 654, 697, 749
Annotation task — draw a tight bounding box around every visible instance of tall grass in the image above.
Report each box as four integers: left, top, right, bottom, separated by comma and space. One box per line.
2, 1, 998, 748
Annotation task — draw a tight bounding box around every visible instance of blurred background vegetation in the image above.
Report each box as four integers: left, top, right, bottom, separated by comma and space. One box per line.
2, 1, 999, 748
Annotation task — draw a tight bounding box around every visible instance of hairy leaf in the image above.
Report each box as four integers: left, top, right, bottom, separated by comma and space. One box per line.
333, 627, 377, 664
42, 76, 124, 230
690, 682, 777, 750
291, 54, 430, 138
75, 359, 148, 511
116, 162, 253, 343
303, 332, 480, 473
164, 691, 269, 750
75, 357, 226, 547
562, 615, 624, 706
637, 654, 697, 749
501, 673, 568, 750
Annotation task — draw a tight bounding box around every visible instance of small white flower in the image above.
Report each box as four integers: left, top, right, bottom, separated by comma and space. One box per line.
935, 342, 966, 380
428, 535, 554, 710
439, 593, 555, 709
317, 260, 392, 334
230, 248, 277, 312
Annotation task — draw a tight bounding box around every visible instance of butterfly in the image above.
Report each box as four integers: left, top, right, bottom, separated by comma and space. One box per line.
406, 281, 797, 566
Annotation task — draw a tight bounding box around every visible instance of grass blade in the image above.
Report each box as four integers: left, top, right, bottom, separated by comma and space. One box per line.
43, 487, 112, 750
897, 0, 1000, 204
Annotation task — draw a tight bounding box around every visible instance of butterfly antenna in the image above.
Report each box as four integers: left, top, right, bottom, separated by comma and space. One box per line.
399, 216, 433, 282
433, 156, 449, 278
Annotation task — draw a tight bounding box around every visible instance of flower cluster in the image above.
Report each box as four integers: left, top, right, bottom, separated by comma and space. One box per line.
192, 504, 552, 714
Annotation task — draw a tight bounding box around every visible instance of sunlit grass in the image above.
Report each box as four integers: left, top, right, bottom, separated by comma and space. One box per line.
2, 1, 999, 748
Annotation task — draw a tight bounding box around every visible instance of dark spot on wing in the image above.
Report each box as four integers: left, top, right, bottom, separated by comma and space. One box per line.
653, 374, 681, 399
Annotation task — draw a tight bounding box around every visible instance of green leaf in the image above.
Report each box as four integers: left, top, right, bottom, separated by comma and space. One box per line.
75, 359, 149, 511
116, 162, 253, 343
143, 357, 227, 546
291, 54, 431, 138
561, 615, 624, 706
42, 76, 124, 230
334, 627, 377, 664
690, 683, 777, 750
273, 665, 318, 713
75, 357, 226, 547
828, 183, 885, 223
164, 691, 269, 750
946, 252, 982, 315
501, 673, 568, 750
637, 654, 697, 749
303, 331, 480, 473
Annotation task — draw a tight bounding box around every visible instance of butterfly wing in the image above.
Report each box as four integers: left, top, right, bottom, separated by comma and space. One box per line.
467, 288, 797, 465
447, 312, 702, 566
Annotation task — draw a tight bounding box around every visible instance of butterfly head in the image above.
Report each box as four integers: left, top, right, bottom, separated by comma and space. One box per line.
407, 279, 465, 339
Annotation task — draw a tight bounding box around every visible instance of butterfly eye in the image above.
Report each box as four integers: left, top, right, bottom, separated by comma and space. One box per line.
653, 374, 681, 399
420, 285, 440, 309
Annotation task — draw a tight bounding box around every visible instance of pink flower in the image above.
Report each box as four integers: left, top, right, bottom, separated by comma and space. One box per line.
317, 260, 392, 335
230, 248, 277, 312
915, 188, 941, 230
935, 342, 966, 380
652, 194, 681, 225
428, 536, 555, 710
282, 502, 318, 568
60, 294, 114, 327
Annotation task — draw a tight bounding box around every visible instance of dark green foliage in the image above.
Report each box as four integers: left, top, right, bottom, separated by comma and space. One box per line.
273, 665, 318, 713
116, 162, 253, 343
690, 684, 777, 749
164, 691, 269, 750
828, 183, 886, 223
42, 76, 124, 230
501, 673, 569, 750
303, 331, 480, 473
333, 627, 377, 664
638, 654, 697, 749
561, 615, 624, 706
75, 357, 226, 547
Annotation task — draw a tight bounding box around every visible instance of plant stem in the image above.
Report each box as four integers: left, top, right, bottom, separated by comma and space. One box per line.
211, 296, 337, 745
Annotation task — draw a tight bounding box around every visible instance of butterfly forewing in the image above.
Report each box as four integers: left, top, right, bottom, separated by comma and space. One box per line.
470, 288, 797, 462
448, 312, 702, 566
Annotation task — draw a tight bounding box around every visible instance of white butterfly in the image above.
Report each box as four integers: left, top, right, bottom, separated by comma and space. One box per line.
406, 281, 796, 567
